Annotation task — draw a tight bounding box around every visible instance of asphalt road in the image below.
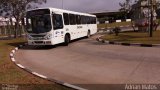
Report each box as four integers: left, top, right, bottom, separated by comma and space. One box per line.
15, 36, 160, 89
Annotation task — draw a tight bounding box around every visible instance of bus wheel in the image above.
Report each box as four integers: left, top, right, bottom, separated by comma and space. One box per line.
87, 30, 91, 38
64, 35, 70, 46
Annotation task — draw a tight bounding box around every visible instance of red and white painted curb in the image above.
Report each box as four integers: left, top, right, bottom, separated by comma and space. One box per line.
10, 43, 87, 90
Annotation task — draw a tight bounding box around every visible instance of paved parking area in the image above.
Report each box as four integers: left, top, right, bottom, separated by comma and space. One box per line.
15, 37, 160, 89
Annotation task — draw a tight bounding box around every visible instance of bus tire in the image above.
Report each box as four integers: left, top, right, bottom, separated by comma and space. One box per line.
64, 35, 70, 46
87, 30, 91, 38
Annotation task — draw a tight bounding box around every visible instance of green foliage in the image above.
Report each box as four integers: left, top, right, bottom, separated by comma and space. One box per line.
97, 22, 132, 29
101, 30, 160, 44
119, 0, 133, 12
113, 27, 121, 36
0, 0, 46, 38
0, 0, 46, 18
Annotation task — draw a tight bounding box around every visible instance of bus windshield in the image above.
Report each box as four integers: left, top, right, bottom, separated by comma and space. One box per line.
26, 14, 52, 34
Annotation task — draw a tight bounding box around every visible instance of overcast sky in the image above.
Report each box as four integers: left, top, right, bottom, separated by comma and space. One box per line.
40, 0, 125, 13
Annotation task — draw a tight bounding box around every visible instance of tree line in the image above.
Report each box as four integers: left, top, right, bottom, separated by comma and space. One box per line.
0, 0, 46, 38
119, 0, 160, 33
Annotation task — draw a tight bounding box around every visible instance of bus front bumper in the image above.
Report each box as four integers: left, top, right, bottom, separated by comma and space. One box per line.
28, 40, 53, 45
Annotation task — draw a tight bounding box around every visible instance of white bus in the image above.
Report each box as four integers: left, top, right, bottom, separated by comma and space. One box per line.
26, 7, 97, 46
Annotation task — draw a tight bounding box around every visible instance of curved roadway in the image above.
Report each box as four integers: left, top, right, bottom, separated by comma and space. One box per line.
15, 36, 160, 89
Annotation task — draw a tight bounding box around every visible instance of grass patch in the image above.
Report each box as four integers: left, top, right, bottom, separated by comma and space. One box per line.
101, 30, 160, 44
97, 22, 132, 29
0, 37, 72, 90
0, 35, 9, 37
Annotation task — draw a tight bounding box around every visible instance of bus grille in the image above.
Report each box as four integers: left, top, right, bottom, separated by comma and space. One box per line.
31, 35, 45, 37
34, 41, 44, 44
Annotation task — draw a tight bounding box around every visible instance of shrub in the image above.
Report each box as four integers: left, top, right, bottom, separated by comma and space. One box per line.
113, 27, 121, 36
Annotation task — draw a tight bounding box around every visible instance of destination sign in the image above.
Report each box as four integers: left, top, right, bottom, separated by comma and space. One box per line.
27, 9, 50, 16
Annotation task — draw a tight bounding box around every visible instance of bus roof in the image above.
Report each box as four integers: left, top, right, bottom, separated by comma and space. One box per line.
27, 7, 96, 17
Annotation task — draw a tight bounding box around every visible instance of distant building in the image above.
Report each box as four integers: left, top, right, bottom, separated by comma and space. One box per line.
92, 11, 131, 23
0, 17, 16, 26
0, 17, 8, 26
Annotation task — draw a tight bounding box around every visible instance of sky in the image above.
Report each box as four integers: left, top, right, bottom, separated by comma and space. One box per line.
40, 0, 125, 13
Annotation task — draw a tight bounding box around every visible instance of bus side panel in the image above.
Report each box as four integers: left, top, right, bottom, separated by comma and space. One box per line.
91, 24, 97, 35
87, 24, 97, 35
52, 30, 65, 44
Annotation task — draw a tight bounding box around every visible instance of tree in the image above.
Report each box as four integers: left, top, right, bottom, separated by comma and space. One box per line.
113, 27, 121, 36
0, 0, 46, 38
119, 0, 137, 31
119, 0, 131, 11
120, 0, 160, 37
119, 0, 133, 16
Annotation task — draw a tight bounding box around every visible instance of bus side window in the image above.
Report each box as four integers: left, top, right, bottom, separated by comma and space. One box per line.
52, 14, 63, 30
69, 14, 76, 25
81, 15, 87, 24
87, 16, 90, 24
93, 17, 97, 24
81, 16, 84, 24
63, 13, 69, 25
76, 15, 81, 25
91, 17, 96, 24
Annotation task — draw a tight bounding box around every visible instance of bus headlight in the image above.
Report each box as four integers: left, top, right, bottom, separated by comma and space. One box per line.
44, 34, 52, 40
27, 35, 33, 40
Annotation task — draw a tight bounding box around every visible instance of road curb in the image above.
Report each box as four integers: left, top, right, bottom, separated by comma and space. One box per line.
96, 36, 160, 48
9, 44, 87, 90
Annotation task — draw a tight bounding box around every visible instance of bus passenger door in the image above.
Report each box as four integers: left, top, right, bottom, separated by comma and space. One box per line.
52, 13, 64, 44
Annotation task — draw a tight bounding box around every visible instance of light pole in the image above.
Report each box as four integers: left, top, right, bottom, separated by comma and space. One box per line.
150, 0, 153, 37
62, 0, 64, 9
148, 0, 150, 33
